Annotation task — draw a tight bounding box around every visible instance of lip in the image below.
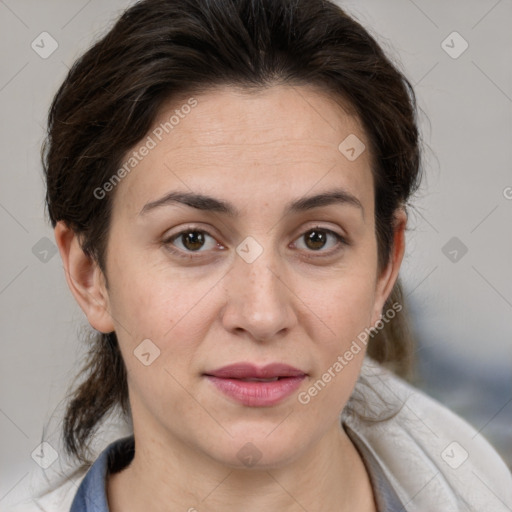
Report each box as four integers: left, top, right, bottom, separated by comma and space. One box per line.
205, 362, 306, 379
203, 363, 307, 407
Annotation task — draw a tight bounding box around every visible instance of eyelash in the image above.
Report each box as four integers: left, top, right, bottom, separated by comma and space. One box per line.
162, 225, 349, 260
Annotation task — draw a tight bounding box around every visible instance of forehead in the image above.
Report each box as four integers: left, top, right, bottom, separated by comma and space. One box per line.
113, 84, 373, 217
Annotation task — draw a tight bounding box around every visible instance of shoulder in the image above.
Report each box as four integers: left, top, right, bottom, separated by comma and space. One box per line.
6, 429, 134, 512
344, 357, 512, 511
6, 469, 88, 512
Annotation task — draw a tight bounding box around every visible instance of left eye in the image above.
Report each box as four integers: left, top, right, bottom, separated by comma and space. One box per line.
292, 227, 346, 253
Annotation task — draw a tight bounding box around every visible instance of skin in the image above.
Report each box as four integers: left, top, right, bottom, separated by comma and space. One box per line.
55, 84, 406, 512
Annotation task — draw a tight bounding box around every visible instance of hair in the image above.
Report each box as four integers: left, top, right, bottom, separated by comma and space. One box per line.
42, 0, 422, 471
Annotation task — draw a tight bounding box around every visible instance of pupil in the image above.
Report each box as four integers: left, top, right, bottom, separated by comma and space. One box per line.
306, 230, 326, 250
183, 231, 205, 251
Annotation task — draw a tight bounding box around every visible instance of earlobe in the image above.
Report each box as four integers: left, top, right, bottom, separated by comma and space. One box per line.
54, 220, 115, 334
371, 208, 407, 326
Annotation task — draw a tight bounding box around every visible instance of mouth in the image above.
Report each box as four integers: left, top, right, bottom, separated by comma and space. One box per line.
203, 362, 307, 380
229, 377, 281, 382
203, 362, 307, 407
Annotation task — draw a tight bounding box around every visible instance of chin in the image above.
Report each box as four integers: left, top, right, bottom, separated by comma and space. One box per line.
201, 429, 306, 470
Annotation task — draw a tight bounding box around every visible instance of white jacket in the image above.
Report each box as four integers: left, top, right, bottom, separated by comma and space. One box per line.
8, 357, 512, 511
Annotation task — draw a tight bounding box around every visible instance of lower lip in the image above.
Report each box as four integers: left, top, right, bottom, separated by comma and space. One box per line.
205, 376, 306, 407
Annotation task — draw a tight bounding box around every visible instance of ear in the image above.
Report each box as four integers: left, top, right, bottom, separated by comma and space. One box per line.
370, 207, 407, 326
54, 220, 115, 334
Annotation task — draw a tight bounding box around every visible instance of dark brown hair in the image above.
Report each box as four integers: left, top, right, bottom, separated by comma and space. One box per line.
43, 0, 422, 469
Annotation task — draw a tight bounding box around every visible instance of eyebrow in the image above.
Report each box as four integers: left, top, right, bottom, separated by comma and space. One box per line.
139, 188, 364, 219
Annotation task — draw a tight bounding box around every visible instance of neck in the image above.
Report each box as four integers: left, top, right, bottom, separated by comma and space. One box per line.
107, 420, 376, 512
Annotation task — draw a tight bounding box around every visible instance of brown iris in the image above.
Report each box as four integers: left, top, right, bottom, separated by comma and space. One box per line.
304, 229, 328, 250
181, 231, 206, 251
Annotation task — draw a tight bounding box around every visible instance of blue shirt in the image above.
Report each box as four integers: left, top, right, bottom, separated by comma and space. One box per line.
70, 425, 406, 511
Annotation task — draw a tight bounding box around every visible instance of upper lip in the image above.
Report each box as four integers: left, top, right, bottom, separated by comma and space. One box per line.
204, 363, 307, 379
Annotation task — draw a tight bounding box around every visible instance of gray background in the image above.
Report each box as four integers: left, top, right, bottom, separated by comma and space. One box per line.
1, 0, 511, 507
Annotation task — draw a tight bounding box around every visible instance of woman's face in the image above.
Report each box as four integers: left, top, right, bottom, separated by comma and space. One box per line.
85, 84, 404, 467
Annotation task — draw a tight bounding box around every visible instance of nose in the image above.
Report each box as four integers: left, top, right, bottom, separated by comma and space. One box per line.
220, 245, 297, 343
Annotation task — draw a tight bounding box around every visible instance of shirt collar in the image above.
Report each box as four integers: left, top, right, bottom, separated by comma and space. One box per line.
70, 435, 134, 512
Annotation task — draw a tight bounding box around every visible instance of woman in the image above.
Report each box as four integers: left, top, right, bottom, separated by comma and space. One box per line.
15, 0, 512, 510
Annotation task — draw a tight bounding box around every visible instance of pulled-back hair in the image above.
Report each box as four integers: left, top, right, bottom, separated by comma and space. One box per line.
43, 0, 422, 468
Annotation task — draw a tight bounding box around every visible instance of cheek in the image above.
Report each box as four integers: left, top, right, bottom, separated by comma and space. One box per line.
109, 273, 210, 415
107, 257, 217, 372
304, 265, 377, 388
309, 264, 377, 343
296, 276, 376, 414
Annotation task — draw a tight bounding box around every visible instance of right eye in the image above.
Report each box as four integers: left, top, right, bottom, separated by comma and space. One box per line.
162, 227, 224, 259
